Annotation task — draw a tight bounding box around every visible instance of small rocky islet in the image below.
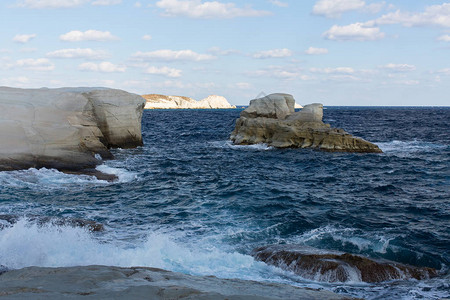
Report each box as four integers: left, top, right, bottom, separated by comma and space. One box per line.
230, 93, 382, 153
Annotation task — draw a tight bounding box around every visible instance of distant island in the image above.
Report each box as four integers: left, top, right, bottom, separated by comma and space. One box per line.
143, 94, 236, 109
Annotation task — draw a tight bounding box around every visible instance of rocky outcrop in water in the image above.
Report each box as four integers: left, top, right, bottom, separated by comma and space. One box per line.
143, 94, 236, 109
252, 245, 438, 283
0, 215, 104, 232
0, 265, 350, 299
230, 93, 382, 153
0, 87, 145, 175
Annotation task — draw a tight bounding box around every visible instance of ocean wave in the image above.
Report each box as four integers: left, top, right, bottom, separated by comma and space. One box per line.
0, 220, 272, 281
95, 164, 137, 183
210, 140, 274, 151
377, 140, 448, 154
0, 168, 105, 189
0, 220, 448, 299
294, 226, 395, 255
0, 164, 136, 189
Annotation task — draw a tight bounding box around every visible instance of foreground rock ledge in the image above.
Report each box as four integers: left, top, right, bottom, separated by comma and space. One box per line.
230, 93, 382, 153
252, 245, 438, 283
0, 87, 145, 173
0, 265, 352, 300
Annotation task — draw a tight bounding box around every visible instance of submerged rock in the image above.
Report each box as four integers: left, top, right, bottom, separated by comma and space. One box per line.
143, 94, 236, 109
0, 87, 145, 174
0, 265, 350, 299
252, 245, 438, 283
230, 93, 382, 153
0, 214, 104, 232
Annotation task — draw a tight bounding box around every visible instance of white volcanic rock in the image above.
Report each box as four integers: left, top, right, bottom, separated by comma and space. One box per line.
0, 265, 348, 299
197, 95, 236, 109
286, 103, 323, 122
143, 94, 235, 109
83, 89, 145, 148
0, 87, 145, 172
240, 93, 295, 119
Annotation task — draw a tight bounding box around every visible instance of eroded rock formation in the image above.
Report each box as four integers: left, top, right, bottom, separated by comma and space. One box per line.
0, 265, 349, 299
230, 93, 382, 153
143, 94, 236, 109
252, 245, 438, 283
0, 87, 145, 173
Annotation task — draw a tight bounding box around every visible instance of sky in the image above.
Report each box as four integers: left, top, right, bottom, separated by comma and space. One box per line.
0, 0, 449, 106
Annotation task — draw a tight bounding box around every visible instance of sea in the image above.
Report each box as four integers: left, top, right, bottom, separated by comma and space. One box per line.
0, 107, 449, 299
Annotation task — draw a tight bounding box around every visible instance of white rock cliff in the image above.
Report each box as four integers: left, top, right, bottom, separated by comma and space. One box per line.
0, 87, 145, 173
143, 94, 236, 109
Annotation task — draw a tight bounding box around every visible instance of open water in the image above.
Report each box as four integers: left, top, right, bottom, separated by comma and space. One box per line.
0, 107, 449, 299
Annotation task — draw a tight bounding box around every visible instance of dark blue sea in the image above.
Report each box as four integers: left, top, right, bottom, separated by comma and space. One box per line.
1, 107, 449, 299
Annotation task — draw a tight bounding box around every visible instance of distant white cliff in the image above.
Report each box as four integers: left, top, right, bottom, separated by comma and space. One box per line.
143, 94, 236, 109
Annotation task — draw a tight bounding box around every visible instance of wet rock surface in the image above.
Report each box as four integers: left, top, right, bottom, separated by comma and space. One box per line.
0, 265, 352, 299
252, 245, 438, 283
230, 94, 382, 153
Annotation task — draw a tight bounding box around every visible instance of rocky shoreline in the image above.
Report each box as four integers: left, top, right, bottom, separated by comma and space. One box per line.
0, 265, 352, 299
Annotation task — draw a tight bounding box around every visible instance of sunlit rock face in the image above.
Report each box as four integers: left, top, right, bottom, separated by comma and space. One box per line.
0, 87, 145, 172
143, 94, 236, 109
230, 93, 382, 153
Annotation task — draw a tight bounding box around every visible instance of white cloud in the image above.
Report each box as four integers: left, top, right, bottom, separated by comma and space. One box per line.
155, 0, 271, 19
323, 22, 385, 41
369, 3, 450, 28
19, 47, 38, 53
246, 66, 309, 80
438, 34, 450, 42
0, 76, 31, 87
313, 0, 365, 18
304, 47, 328, 55
310, 67, 355, 74
144, 66, 182, 78
134, 2, 142, 8
142, 35, 152, 41
207, 47, 240, 56
437, 68, 450, 75
235, 82, 252, 89
253, 48, 292, 59
13, 34, 37, 43
60, 30, 118, 42
268, 0, 288, 8
381, 63, 416, 72
91, 0, 121, 5
397, 80, 419, 85
78, 61, 126, 72
16, 0, 89, 8
47, 48, 109, 60
15, 58, 55, 71
132, 49, 216, 61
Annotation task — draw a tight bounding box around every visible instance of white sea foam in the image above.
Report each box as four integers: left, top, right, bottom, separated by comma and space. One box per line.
95, 164, 137, 183
377, 140, 447, 154
0, 220, 273, 281
0, 164, 136, 189
211, 141, 274, 151
295, 226, 395, 254
0, 168, 104, 189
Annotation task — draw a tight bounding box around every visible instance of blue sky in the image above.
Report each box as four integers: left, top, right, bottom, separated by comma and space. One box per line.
1, 0, 449, 106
